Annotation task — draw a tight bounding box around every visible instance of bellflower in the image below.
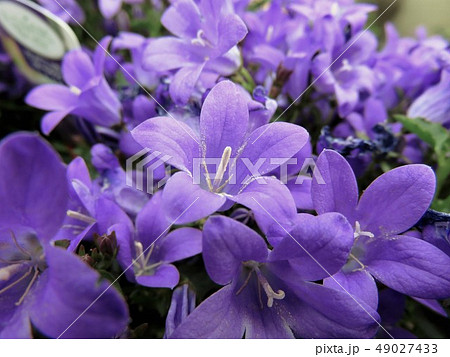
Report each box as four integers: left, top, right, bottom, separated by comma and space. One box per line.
311, 31, 377, 117
117, 191, 202, 288
38, 0, 85, 24
25, 37, 122, 135
311, 150, 450, 303
112, 32, 161, 90
143, 0, 248, 104
56, 155, 134, 275
170, 216, 379, 338
131, 80, 308, 224
90, 144, 150, 216
164, 284, 196, 338
407, 70, 450, 127
0, 133, 128, 338
99, 0, 144, 19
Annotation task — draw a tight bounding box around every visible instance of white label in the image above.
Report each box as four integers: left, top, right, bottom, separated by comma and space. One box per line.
0, 1, 66, 60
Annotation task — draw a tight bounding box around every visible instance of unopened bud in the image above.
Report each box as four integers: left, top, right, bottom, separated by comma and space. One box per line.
94, 231, 118, 257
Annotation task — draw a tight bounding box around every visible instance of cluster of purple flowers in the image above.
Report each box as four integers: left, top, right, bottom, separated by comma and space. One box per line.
1, 0, 449, 339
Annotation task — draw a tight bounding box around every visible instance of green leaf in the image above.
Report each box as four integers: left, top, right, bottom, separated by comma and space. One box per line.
394, 115, 450, 197
432, 195, 450, 213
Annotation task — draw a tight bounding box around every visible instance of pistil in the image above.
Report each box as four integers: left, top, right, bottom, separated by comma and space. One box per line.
191, 29, 208, 47
236, 263, 286, 308
255, 267, 285, 308
353, 221, 374, 239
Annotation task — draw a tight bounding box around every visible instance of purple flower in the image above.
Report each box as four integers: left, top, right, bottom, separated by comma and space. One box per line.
38, 0, 85, 24
117, 191, 202, 288
164, 284, 196, 338
112, 32, 160, 90
98, 0, 144, 19
170, 215, 379, 338
131, 80, 308, 224
54, 155, 135, 281
407, 70, 450, 127
311, 31, 377, 117
25, 37, 122, 135
90, 144, 150, 216
312, 150, 450, 302
142, 0, 248, 104
0, 133, 128, 338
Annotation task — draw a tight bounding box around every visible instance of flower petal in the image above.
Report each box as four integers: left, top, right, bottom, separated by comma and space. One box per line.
324, 270, 378, 310
136, 191, 169, 249
357, 164, 436, 237
136, 264, 180, 289
161, 0, 201, 39
25, 84, 78, 111
233, 176, 297, 244
0, 133, 68, 240
170, 285, 245, 338
200, 81, 249, 158
159, 227, 202, 263
203, 216, 268, 285
132, 116, 200, 173
233, 122, 309, 190
62, 50, 95, 89
312, 149, 358, 222
29, 246, 128, 338
365, 235, 450, 299
169, 63, 205, 105
162, 171, 226, 224
270, 213, 354, 281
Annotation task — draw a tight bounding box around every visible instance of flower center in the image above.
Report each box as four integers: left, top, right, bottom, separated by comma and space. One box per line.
0, 231, 45, 306
343, 222, 374, 271
133, 241, 161, 276
191, 29, 210, 47
203, 146, 234, 193
353, 221, 374, 240
236, 262, 285, 309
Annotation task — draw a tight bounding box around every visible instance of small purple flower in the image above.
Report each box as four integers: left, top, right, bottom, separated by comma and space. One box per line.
131, 80, 308, 224
164, 284, 196, 338
38, 0, 85, 24
117, 191, 202, 288
311, 150, 450, 302
170, 215, 379, 338
112, 32, 161, 90
25, 37, 122, 135
0, 133, 128, 338
55, 155, 135, 280
90, 144, 150, 216
99, 0, 144, 19
142, 0, 248, 104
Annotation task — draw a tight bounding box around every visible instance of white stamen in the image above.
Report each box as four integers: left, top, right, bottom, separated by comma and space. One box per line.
354, 221, 374, 239
69, 85, 81, 95
67, 210, 96, 224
